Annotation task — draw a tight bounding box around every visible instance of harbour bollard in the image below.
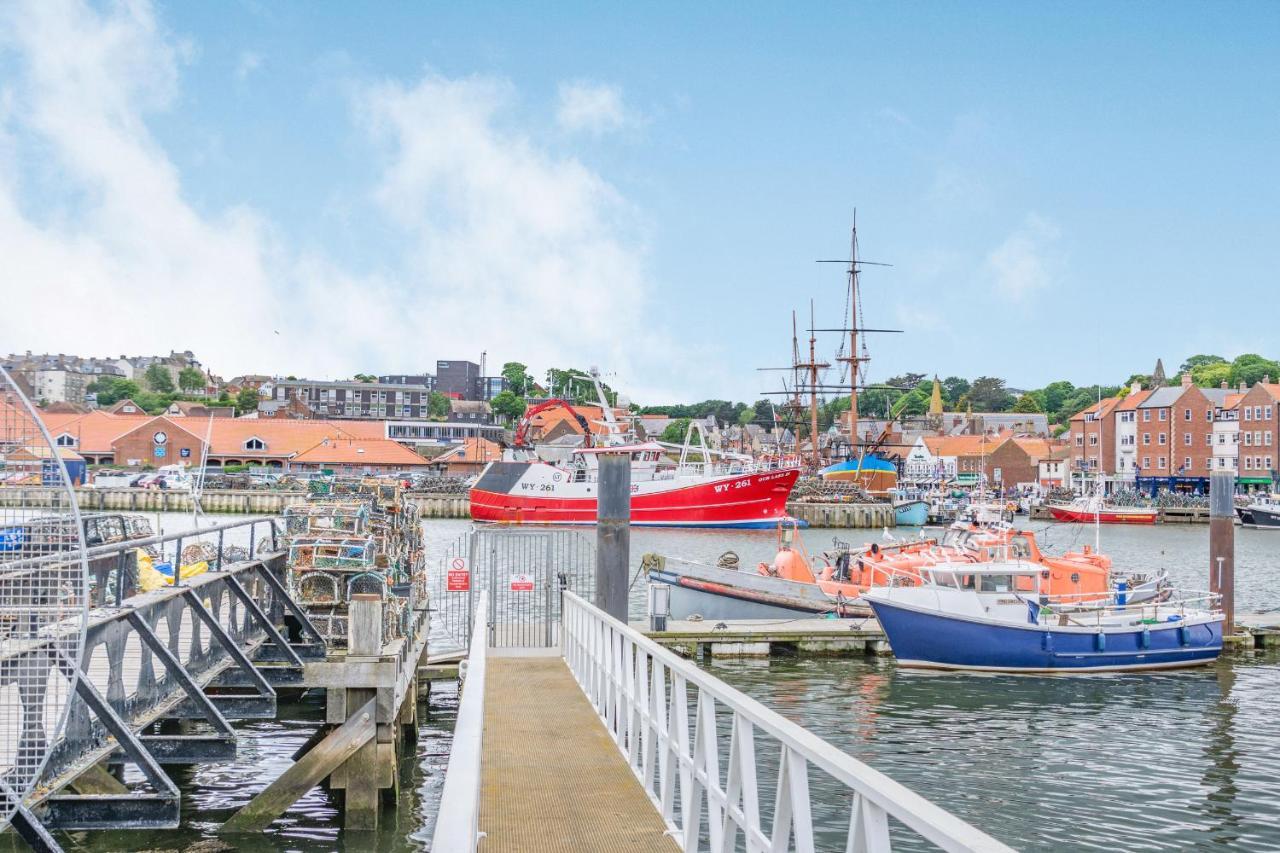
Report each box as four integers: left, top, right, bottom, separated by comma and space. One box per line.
1209, 470, 1235, 635
596, 452, 631, 622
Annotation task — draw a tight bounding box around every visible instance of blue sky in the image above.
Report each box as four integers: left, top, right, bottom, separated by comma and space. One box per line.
2, 1, 1277, 402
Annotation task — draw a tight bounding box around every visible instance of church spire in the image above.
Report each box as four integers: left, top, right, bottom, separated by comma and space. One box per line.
1152, 358, 1166, 386
929, 375, 944, 416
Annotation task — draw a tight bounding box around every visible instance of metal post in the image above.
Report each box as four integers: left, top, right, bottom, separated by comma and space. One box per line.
1209, 469, 1235, 635
596, 452, 631, 622
174, 535, 184, 587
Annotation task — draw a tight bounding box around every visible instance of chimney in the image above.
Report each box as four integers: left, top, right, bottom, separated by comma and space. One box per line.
1130, 381, 1142, 394
1181, 373, 1193, 389
1221, 381, 1229, 389
1239, 382, 1247, 394
1265, 375, 1272, 385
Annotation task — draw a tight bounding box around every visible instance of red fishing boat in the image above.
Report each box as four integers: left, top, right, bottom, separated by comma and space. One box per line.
469, 371, 801, 528
1046, 498, 1157, 525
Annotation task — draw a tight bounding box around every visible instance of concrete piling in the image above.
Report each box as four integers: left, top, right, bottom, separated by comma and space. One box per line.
595, 453, 631, 622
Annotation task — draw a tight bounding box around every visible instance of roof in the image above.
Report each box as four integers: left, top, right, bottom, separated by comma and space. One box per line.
1115, 388, 1154, 412
434, 437, 503, 465
292, 438, 429, 467
921, 435, 1000, 458
1139, 386, 1188, 408
11, 445, 85, 462
40, 410, 152, 452
1070, 396, 1120, 422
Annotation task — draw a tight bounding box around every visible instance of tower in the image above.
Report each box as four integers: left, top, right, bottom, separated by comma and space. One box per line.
1152, 358, 1167, 387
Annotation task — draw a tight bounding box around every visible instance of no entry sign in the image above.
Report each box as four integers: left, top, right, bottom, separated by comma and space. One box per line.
446, 556, 470, 592
509, 573, 534, 592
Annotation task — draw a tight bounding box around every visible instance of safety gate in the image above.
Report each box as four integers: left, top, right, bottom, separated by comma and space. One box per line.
431, 528, 594, 652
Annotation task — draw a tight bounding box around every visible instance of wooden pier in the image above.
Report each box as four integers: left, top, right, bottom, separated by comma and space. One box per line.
643, 617, 888, 658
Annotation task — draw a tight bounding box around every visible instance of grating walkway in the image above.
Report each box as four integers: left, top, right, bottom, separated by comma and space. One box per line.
479, 656, 678, 853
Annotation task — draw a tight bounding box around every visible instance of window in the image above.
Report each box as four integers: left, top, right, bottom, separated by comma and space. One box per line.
1159, 456, 1167, 469
1245, 456, 1253, 471
1245, 432, 1253, 446
1158, 433, 1166, 445
1218, 433, 1226, 444
1184, 457, 1192, 470
1268, 432, 1274, 447
1184, 433, 1192, 446
55, 433, 77, 447
244, 438, 266, 451
1269, 457, 1275, 470
1143, 410, 1151, 422
1159, 410, 1167, 421
1089, 435, 1098, 446
1075, 436, 1084, 447
1184, 409, 1192, 421
1206, 434, 1213, 446
1206, 409, 1213, 422
1142, 457, 1150, 468
1267, 406, 1274, 420
1244, 407, 1252, 422
1143, 433, 1151, 445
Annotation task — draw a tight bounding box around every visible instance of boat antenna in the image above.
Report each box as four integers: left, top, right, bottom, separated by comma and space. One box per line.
1095, 384, 1102, 553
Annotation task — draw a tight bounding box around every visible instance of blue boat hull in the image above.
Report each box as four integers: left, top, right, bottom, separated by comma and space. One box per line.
866, 599, 1222, 672
894, 500, 929, 527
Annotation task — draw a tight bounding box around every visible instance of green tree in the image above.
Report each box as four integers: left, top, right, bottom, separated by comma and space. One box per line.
500, 362, 533, 397
660, 418, 692, 443
1180, 354, 1227, 374
489, 390, 526, 423
890, 388, 930, 418
1012, 393, 1043, 413
964, 377, 1015, 412
1040, 381, 1075, 417
143, 364, 175, 394
428, 391, 451, 419
1191, 361, 1232, 388
1230, 354, 1280, 387
177, 367, 205, 393
217, 390, 232, 403
87, 376, 140, 406
941, 376, 970, 405
353, 373, 377, 382
235, 386, 261, 416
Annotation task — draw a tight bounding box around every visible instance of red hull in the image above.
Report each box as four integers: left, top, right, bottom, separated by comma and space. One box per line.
1046, 506, 1158, 525
470, 468, 800, 528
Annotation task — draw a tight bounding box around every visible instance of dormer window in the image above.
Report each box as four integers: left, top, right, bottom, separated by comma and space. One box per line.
244, 437, 266, 451
55, 433, 77, 447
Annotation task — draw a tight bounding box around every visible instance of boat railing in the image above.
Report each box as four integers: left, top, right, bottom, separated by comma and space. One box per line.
561, 591, 1014, 853
1039, 590, 1222, 625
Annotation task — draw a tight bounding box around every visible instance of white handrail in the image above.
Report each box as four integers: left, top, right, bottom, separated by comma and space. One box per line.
431, 598, 488, 852
560, 592, 1015, 853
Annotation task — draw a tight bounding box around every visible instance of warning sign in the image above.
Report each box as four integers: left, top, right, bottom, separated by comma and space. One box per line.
447, 556, 470, 592
509, 573, 535, 592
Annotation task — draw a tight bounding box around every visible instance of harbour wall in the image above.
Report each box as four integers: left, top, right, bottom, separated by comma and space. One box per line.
0, 487, 895, 527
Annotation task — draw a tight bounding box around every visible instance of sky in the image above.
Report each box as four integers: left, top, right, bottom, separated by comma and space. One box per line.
1, 1, 1277, 404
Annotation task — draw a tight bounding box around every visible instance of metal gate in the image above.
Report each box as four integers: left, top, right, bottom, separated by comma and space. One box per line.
430, 528, 594, 651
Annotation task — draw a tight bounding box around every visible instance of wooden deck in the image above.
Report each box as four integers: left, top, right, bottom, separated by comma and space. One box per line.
479, 656, 677, 853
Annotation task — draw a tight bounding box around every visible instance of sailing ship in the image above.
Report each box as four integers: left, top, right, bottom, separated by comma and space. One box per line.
469, 369, 801, 528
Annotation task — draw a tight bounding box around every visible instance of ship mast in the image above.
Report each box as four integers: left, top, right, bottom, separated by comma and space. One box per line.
794, 301, 830, 471
848, 219, 860, 450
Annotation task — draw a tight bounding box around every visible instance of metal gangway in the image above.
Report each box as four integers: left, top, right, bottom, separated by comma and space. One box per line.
434, 588, 1016, 852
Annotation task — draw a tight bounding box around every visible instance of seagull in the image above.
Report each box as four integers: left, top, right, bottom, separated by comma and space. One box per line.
883, 526, 896, 541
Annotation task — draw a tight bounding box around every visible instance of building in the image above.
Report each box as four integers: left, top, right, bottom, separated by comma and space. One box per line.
165, 401, 236, 418
481, 375, 509, 400
287, 438, 431, 476
270, 378, 429, 420
435, 360, 482, 400
378, 373, 437, 391
448, 399, 493, 424
383, 420, 504, 448
1133, 374, 1230, 494
1212, 387, 1242, 479
1068, 396, 1120, 490
430, 437, 503, 477
1038, 446, 1072, 489
1113, 384, 1154, 488
1234, 377, 1280, 491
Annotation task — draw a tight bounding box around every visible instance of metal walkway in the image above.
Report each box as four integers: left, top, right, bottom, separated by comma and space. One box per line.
480, 655, 678, 852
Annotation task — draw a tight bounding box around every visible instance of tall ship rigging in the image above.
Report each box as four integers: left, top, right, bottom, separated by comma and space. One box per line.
469, 369, 801, 528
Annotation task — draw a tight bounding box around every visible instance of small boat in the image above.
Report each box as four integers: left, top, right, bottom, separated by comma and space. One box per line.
894, 499, 929, 526
863, 562, 1222, 672
1047, 497, 1158, 525
1237, 495, 1280, 529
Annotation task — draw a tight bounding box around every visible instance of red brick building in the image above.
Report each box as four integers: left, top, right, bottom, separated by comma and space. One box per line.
1235, 379, 1279, 486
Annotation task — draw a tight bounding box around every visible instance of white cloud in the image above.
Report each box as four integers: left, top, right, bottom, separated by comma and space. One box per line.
0, 1, 686, 398
983, 214, 1061, 301
555, 80, 635, 135
235, 50, 261, 81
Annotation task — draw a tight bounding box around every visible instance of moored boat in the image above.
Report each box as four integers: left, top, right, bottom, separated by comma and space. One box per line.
1047, 497, 1158, 525
1237, 495, 1280, 529
863, 563, 1222, 672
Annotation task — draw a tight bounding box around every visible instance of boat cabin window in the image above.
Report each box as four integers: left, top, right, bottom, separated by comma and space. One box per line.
1010, 535, 1032, 559
978, 574, 1016, 593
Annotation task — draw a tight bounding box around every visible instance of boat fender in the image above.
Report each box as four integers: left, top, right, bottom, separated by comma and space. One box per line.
1041, 632, 1053, 652
1177, 625, 1189, 646
1095, 632, 1106, 652
1140, 628, 1150, 649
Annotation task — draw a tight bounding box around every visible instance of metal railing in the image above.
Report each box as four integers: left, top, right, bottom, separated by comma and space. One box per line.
561, 591, 1014, 853
431, 599, 488, 852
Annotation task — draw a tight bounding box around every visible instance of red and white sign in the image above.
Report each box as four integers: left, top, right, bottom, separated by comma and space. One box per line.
446, 556, 470, 592
509, 573, 535, 592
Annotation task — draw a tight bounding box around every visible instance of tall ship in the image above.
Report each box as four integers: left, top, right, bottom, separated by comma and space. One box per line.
469, 370, 801, 528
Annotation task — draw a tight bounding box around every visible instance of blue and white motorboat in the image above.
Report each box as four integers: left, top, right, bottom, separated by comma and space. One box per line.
862, 563, 1222, 673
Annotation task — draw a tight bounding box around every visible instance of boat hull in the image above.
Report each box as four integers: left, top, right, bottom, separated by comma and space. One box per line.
1047, 505, 1158, 525
894, 500, 929, 527
1240, 505, 1280, 529
865, 597, 1221, 672
470, 463, 800, 528
648, 563, 866, 620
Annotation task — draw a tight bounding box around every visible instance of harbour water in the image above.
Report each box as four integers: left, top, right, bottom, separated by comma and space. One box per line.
70, 515, 1280, 851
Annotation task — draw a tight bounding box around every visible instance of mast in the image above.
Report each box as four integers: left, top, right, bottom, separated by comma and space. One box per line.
849, 217, 860, 450
809, 301, 821, 471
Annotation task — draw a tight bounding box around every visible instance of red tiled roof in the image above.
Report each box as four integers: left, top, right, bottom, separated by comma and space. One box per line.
292, 438, 428, 467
